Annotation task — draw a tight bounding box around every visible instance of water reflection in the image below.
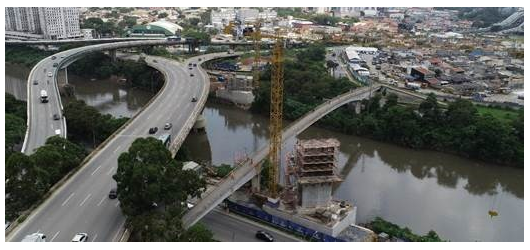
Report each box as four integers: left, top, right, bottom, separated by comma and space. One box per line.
189, 103, 523, 242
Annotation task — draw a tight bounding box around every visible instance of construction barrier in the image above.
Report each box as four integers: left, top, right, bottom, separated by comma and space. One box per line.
225, 200, 344, 242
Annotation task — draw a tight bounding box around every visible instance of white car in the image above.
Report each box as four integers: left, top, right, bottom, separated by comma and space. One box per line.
71, 233, 88, 242
22, 233, 46, 242
47, 72, 53, 77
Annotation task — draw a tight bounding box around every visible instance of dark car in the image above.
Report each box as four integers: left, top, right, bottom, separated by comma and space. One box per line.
153, 59, 157, 63
188, 63, 192, 67
109, 188, 117, 199
255, 231, 274, 242
51, 55, 56, 60
191, 97, 197, 102
53, 62, 58, 67
53, 114, 60, 120
193, 63, 197, 67
198, 58, 202, 61
148, 127, 158, 134
33, 80, 38, 85
190, 73, 194, 77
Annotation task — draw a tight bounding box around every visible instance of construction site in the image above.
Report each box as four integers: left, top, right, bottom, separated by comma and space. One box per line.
203, 20, 374, 241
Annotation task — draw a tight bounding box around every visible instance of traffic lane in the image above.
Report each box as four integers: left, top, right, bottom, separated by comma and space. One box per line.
201, 209, 299, 242
47, 60, 198, 241
11, 54, 212, 241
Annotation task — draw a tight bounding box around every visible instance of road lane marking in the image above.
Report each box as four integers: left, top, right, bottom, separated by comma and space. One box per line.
113, 145, 122, 153
112, 220, 127, 242
91, 165, 103, 176
106, 166, 116, 176
97, 196, 106, 206
61, 192, 75, 206
51, 231, 60, 242
92, 234, 98, 242
79, 193, 92, 206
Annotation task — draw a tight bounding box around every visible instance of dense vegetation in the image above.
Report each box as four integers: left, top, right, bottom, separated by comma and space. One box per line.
68, 52, 164, 92
64, 99, 129, 147
6, 136, 86, 221
113, 137, 212, 241
213, 164, 233, 178
320, 93, 523, 167
251, 43, 357, 120
5, 94, 27, 159
5, 46, 54, 67
368, 217, 443, 242
251, 44, 523, 168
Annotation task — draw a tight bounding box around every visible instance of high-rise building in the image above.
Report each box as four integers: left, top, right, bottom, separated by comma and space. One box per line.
5, 7, 81, 39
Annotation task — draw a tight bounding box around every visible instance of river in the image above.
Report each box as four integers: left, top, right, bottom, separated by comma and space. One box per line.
5, 63, 523, 242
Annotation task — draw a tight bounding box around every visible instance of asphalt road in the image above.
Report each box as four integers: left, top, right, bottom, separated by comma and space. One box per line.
24, 52, 68, 154
8, 54, 211, 242
201, 208, 300, 242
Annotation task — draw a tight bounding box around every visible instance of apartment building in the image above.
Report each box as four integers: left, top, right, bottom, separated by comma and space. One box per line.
5, 7, 81, 39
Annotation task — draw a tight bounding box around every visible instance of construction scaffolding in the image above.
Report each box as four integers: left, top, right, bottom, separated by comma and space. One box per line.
294, 139, 342, 209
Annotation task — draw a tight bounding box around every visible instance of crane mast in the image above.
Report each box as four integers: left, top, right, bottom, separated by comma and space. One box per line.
268, 30, 284, 198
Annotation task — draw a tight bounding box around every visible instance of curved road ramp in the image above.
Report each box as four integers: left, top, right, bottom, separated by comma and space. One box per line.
8, 40, 237, 241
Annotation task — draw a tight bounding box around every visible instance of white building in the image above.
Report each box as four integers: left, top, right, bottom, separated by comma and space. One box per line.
81, 28, 94, 39
211, 8, 236, 29
236, 8, 259, 23
5, 7, 81, 39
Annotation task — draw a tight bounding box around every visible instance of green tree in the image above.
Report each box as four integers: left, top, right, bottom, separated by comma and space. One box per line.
214, 164, 233, 178
178, 223, 215, 242
5, 153, 44, 220
113, 137, 206, 217
158, 12, 168, 18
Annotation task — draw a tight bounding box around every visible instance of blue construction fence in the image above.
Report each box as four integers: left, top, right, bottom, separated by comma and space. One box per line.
225, 200, 345, 242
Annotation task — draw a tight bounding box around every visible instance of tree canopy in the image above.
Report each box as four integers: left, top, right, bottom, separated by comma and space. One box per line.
113, 137, 211, 241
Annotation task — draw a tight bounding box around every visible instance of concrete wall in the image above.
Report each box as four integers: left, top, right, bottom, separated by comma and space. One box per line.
263, 205, 357, 237
300, 183, 333, 208
216, 89, 254, 105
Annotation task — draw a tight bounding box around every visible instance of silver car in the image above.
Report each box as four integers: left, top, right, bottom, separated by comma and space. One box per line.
71, 233, 88, 242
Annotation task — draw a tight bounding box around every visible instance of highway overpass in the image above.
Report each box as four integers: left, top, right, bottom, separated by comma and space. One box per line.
22, 39, 186, 154
8, 45, 238, 241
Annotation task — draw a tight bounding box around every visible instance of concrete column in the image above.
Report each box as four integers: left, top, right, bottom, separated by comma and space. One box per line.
109, 49, 117, 62
64, 66, 68, 85
355, 101, 361, 114
251, 174, 260, 193
192, 113, 207, 133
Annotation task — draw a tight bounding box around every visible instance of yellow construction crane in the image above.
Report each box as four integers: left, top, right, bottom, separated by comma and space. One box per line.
268, 29, 284, 198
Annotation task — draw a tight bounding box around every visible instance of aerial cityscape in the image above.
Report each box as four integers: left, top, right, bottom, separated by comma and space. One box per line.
4, 6, 524, 243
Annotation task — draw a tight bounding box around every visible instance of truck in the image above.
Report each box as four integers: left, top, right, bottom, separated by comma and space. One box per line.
22, 233, 46, 242
40, 90, 48, 103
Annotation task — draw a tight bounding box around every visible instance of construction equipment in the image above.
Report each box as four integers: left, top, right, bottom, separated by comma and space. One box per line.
268, 29, 284, 198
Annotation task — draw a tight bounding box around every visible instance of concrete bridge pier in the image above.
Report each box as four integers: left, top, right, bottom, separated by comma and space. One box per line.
354, 101, 362, 114
108, 49, 117, 62
192, 113, 207, 133
251, 173, 261, 193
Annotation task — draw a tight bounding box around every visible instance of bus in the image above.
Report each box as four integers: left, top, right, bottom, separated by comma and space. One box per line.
40, 90, 48, 103
157, 133, 171, 148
